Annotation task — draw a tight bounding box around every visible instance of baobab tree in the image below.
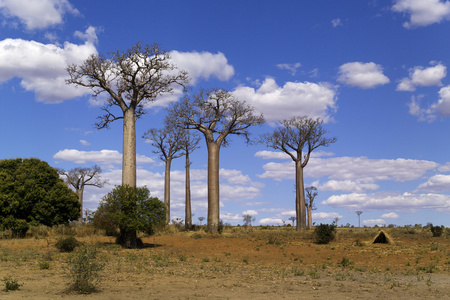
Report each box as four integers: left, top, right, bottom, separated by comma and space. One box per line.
198, 216, 205, 225
168, 88, 264, 233
143, 124, 185, 224
305, 185, 318, 230
260, 116, 336, 231
59, 165, 107, 222
288, 216, 296, 226
66, 43, 189, 187
356, 211, 363, 227
180, 131, 201, 230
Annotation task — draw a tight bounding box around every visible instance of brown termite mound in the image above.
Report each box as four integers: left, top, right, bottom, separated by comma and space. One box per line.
371, 230, 394, 244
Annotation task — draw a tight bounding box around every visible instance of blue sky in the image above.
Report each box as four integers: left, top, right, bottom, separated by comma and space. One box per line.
1, 0, 450, 227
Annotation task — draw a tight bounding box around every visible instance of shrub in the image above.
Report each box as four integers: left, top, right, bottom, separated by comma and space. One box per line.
313, 223, 336, 244
55, 236, 80, 253
1, 216, 29, 238
2, 276, 22, 292
429, 224, 444, 237
66, 244, 104, 294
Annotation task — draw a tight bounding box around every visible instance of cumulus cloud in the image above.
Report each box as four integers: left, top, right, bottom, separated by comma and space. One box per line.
397, 62, 446, 91
0, 0, 79, 30
276, 62, 301, 75
53, 149, 154, 166
242, 210, 258, 216
258, 156, 438, 188
322, 192, 450, 213
408, 85, 450, 121
0, 28, 97, 103
392, 0, 450, 28
318, 180, 379, 193
363, 219, 386, 226
381, 212, 399, 219
233, 77, 337, 123
312, 212, 343, 221
337, 62, 390, 89
416, 174, 450, 192
258, 218, 284, 225
255, 150, 334, 160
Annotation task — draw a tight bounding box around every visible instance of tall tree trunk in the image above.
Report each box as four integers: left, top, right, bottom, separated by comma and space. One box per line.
164, 157, 172, 224
76, 186, 84, 223
295, 160, 307, 231
122, 108, 137, 187
307, 206, 313, 230
207, 142, 220, 233
185, 151, 192, 230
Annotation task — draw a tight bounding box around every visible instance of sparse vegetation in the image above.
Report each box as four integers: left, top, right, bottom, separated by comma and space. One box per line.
313, 223, 336, 244
2, 276, 22, 292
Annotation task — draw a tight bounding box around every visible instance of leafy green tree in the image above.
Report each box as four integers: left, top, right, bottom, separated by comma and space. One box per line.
0, 158, 80, 233
93, 185, 165, 248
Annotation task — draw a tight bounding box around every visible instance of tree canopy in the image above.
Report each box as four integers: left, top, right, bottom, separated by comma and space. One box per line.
0, 158, 80, 231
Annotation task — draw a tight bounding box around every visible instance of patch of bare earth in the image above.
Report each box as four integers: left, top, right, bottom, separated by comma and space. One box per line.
0, 228, 448, 299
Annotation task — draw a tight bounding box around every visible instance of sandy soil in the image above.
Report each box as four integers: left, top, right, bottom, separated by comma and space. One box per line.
0, 227, 448, 299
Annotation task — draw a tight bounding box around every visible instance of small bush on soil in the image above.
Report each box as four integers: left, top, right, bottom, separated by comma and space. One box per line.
338, 257, 354, 268
3, 276, 22, 291
66, 244, 104, 294
55, 236, 80, 253
1, 216, 29, 238
39, 261, 50, 270
313, 224, 336, 244
429, 224, 444, 237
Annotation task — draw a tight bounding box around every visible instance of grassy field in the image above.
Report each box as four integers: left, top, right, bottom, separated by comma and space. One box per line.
0, 225, 449, 299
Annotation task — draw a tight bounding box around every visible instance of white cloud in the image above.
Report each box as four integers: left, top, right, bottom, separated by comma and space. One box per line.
258, 217, 284, 225
408, 85, 450, 121
0, 28, 97, 103
318, 180, 379, 193
380, 212, 399, 219
276, 62, 301, 75
416, 174, 450, 192
363, 219, 386, 226
79, 140, 90, 146
233, 77, 337, 123
145, 50, 235, 109
392, 0, 450, 28
255, 150, 334, 160
258, 156, 438, 188
322, 192, 450, 213
397, 63, 446, 91
337, 62, 390, 89
53, 149, 154, 166
242, 210, 258, 216
331, 18, 343, 27
0, 0, 79, 30
220, 212, 242, 223
312, 212, 343, 221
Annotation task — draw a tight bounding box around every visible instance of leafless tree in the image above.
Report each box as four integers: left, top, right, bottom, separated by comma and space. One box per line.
305, 186, 318, 230
180, 131, 201, 230
198, 216, 205, 226
243, 214, 256, 227
59, 165, 107, 222
260, 116, 336, 231
143, 124, 185, 224
333, 217, 340, 227
66, 43, 189, 187
356, 211, 363, 228
288, 216, 296, 226
168, 88, 264, 233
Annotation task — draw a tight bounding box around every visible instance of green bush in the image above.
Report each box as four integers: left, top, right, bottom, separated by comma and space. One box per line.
313, 223, 336, 244
2, 276, 22, 292
66, 244, 104, 294
55, 236, 80, 253
1, 216, 29, 238
430, 224, 444, 237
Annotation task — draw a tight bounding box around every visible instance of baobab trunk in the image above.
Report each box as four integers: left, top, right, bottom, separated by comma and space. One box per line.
295, 160, 307, 231
207, 142, 220, 233
122, 108, 137, 187
76, 187, 84, 223
185, 151, 192, 230
307, 206, 313, 230
164, 157, 172, 224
